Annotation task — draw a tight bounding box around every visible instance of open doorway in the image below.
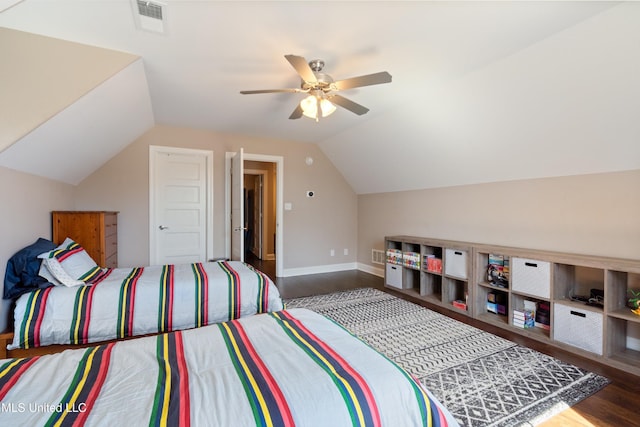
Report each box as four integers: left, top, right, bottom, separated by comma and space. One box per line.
244, 162, 276, 278
225, 152, 283, 278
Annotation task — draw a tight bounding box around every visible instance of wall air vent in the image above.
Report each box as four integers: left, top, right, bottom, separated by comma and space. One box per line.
371, 249, 385, 265
132, 0, 166, 34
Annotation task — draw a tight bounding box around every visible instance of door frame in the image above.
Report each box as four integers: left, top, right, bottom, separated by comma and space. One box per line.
230, 149, 244, 262
225, 152, 283, 277
149, 145, 214, 265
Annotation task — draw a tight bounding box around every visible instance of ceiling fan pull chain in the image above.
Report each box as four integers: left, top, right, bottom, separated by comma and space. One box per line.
315, 97, 321, 122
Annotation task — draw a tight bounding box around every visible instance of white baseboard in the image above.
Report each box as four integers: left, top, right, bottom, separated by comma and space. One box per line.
280, 262, 385, 278
357, 263, 384, 278
281, 262, 358, 277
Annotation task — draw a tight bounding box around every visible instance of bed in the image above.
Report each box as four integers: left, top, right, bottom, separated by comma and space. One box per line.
3, 238, 284, 356
0, 308, 457, 426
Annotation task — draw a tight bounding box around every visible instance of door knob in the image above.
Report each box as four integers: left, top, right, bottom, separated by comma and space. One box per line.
159, 225, 169, 230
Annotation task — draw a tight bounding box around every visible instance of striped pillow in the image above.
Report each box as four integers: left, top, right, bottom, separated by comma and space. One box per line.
38, 238, 102, 286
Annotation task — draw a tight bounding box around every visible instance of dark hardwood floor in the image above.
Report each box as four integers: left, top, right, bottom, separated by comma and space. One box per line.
245, 256, 640, 427
244, 251, 276, 281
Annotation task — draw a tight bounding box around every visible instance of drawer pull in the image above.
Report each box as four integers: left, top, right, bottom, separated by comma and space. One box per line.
390, 266, 397, 270
525, 262, 538, 268
570, 310, 586, 318
454, 251, 462, 256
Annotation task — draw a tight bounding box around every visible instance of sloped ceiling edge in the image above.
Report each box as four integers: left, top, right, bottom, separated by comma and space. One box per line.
0, 59, 155, 185
319, 2, 640, 194
0, 27, 139, 152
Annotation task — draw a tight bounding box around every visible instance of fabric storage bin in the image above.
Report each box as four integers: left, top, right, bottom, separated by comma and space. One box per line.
553, 303, 603, 355
386, 263, 403, 289
444, 249, 467, 279
511, 257, 551, 299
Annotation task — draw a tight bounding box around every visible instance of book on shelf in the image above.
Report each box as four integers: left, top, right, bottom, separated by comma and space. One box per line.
512, 309, 535, 320
423, 255, 442, 273
386, 249, 403, 265
453, 300, 467, 310
534, 322, 550, 330
514, 300, 537, 315
535, 301, 550, 329
512, 308, 535, 328
487, 253, 509, 288
488, 253, 503, 266
487, 292, 507, 315
524, 300, 537, 313
503, 257, 510, 282
513, 319, 535, 329
453, 291, 469, 311
402, 251, 421, 269
487, 302, 497, 313
513, 318, 535, 328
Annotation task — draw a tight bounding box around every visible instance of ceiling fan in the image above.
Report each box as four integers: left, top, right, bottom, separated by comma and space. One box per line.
240, 55, 392, 121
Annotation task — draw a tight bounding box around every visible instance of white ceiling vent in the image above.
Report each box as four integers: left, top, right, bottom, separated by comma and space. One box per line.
133, 0, 166, 34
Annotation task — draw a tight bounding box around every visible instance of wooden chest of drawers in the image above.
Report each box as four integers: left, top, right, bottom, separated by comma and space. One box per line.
52, 211, 118, 268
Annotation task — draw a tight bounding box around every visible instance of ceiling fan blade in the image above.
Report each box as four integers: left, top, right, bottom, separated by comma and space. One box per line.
284, 54, 317, 84
240, 88, 302, 95
333, 71, 392, 91
289, 104, 303, 120
329, 94, 369, 115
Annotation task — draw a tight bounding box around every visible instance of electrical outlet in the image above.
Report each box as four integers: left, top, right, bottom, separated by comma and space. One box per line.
344, 248, 349, 255
330, 249, 335, 256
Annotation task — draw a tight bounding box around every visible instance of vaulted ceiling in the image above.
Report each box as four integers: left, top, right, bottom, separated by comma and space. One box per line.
1, 1, 638, 192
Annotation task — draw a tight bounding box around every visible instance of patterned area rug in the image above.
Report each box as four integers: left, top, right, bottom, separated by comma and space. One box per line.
285, 288, 609, 427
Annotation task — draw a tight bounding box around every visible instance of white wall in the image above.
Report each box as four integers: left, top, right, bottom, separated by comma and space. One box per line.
0, 166, 74, 330
358, 170, 640, 270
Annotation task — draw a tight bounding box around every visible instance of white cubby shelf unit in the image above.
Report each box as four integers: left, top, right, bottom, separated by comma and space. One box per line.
384, 235, 640, 376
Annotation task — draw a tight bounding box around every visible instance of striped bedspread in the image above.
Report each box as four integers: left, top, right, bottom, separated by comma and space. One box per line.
9, 261, 283, 350
0, 309, 457, 426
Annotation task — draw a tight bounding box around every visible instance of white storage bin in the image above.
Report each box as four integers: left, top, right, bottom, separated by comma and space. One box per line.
386, 263, 403, 289
553, 303, 603, 355
444, 249, 467, 279
511, 257, 551, 299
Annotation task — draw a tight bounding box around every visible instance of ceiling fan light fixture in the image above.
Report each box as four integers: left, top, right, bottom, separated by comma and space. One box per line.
240, 55, 392, 120
300, 95, 336, 121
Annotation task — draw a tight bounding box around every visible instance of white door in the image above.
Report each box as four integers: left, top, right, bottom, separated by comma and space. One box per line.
231, 149, 244, 261
150, 146, 213, 265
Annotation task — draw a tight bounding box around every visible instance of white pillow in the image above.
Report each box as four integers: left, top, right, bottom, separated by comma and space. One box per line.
38, 238, 102, 285
38, 260, 62, 286
42, 258, 85, 287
